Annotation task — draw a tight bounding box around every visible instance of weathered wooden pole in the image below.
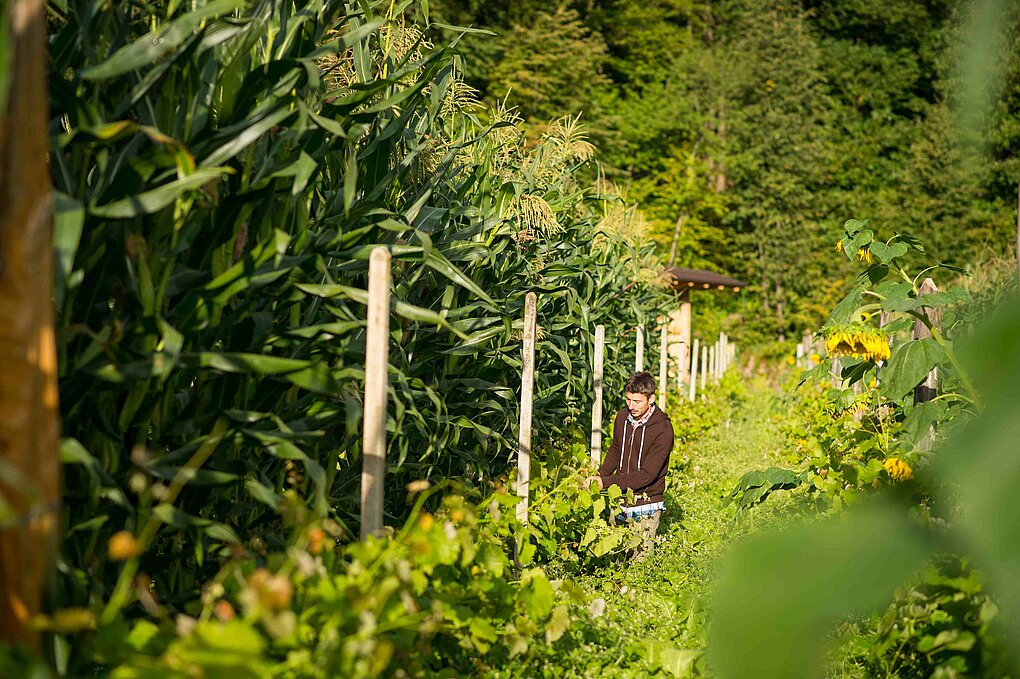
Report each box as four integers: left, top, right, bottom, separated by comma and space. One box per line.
635, 325, 645, 373
913, 279, 941, 405
689, 338, 700, 401
1015, 180, 1019, 285
796, 343, 805, 368
709, 344, 716, 383
0, 0, 60, 650
700, 344, 708, 393
677, 296, 691, 388
659, 324, 668, 410
913, 278, 941, 450
719, 332, 727, 375
590, 324, 605, 466
516, 292, 538, 523
361, 247, 391, 539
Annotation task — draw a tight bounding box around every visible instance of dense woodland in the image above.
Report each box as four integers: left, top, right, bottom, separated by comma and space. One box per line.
433, 0, 1020, 342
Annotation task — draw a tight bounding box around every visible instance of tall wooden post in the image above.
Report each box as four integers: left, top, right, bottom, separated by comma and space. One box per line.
658, 324, 668, 410
590, 324, 605, 466
723, 336, 728, 374
913, 279, 941, 450
709, 345, 716, 383
700, 344, 708, 393
0, 0, 60, 650
913, 279, 941, 405
689, 338, 700, 401
517, 292, 537, 523
635, 325, 645, 373
361, 248, 391, 539
1015, 180, 1019, 285
677, 297, 691, 388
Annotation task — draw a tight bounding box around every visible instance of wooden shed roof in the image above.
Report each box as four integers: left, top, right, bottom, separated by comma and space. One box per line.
665, 266, 746, 292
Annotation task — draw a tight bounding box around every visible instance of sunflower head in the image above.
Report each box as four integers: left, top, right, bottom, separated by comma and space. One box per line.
823, 324, 890, 362
883, 457, 913, 482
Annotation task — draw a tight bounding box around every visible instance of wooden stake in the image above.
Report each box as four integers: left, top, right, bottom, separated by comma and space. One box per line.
517, 292, 537, 523
361, 247, 391, 539
689, 338, 700, 401
635, 325, 644, 373
913, 278, 941, 450
700, 344, 708, 393
678, 301, 691, 389
1015, 179, 1019, 285
719, 333, 727, 375
659, 324, 668, 410
0, 0, 60, 650
709, 345, 716, 383
913, 279, 941, 405
590, 324, 605, 466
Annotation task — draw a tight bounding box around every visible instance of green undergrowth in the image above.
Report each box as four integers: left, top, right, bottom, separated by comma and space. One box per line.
488, 377, 816, 677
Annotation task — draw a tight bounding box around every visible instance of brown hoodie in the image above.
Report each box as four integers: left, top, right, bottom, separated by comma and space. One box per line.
597, 405, 674, 505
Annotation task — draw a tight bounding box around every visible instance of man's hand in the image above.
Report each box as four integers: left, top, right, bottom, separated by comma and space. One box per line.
582, 475, 603, 491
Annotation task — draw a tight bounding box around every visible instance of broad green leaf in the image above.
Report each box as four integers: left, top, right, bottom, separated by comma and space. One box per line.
867, 240, 908, 263
90, 168, 229, 218
879, 339, 945, 400
80, 1, 244, 80
518, 568, 554, 620
936, 298, 1020, 645
708, 500, 933, 679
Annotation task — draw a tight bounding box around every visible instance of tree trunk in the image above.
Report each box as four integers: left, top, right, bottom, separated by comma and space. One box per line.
667, 214, 686, 267
0, 0, 60, 651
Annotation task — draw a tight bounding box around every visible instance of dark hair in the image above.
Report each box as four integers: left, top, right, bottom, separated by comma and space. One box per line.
624, 371, 655, 396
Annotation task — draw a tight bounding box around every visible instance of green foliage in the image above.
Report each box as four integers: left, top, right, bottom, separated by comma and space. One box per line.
708, 238, 1020, 676
523, 443, 643, 570
836, 556, 1007, 678
670, 368, 745, 445
487, 5, 610, 134
21, 483, 595, 677
723, 467, 805, 517
42, 0, 673, 670
433, 0, 1020, 346
745, 223, 977, 512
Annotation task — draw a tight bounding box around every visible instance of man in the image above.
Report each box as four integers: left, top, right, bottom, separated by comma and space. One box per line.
584, 371, 675, 552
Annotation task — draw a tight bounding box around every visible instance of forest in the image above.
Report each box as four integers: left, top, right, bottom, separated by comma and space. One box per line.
1, 0, 1019, 677
434, 0, 1020, 343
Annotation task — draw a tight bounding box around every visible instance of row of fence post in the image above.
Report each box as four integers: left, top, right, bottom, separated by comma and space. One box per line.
357, 248, 738, 533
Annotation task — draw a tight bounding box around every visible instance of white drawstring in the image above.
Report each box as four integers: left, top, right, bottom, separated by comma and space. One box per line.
637, 427, 647, 470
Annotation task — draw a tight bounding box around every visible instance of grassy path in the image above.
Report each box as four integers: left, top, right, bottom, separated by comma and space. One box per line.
494, 384, 804, 677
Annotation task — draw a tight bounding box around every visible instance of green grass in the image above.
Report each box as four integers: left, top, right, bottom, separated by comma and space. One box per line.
489, 380, 815, 677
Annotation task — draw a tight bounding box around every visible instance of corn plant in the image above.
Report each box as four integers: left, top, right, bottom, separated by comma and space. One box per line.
47, 0, 670, 630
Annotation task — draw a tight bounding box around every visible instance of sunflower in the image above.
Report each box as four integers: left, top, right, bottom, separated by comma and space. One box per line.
856, 248, 873, 263
883, 458, 913, 482
823, 325, 890, 362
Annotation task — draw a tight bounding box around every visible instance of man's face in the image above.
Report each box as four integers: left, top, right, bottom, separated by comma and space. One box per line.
625, 391, 652, 419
